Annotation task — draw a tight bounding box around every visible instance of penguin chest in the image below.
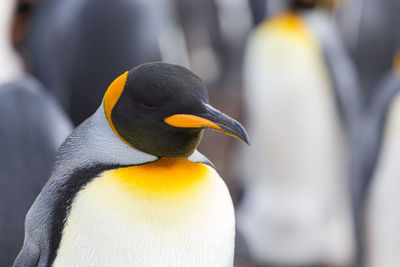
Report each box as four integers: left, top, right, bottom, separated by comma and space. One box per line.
53, 158, 235, 267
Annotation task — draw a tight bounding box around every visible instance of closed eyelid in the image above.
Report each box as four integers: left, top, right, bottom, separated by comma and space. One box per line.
138, 102, 156, 110
134, 93, 166, 106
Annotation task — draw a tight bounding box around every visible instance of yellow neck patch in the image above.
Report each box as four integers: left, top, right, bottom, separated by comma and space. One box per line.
262, 13, 308, 34
258, 12, 317, 49
103, 158, 210, 200
103, 71, 129, 144
78, 158, 214, 225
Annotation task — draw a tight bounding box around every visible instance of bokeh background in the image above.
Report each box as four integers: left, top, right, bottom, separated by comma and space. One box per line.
1, 0, 400, 266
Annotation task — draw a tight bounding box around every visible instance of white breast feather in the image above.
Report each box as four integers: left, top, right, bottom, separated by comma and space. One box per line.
53, 167, 234, 267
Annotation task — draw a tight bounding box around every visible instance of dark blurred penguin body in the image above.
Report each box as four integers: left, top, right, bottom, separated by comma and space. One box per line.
338, 1, 400, 265
14, 63, 248, 267
0, 77, 72, 267
23, 0, 185, 125
237, 6, 359, 266
338, 0, 400, 97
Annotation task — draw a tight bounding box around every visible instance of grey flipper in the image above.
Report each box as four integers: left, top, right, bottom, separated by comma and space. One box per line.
188, 150, 215, 169
350, 71, 400, 267
23, 0, 181, 125
305, 11, 364, 266
0, 76, 72, 267
305, 11, 362, 133
13, 107, 158, 266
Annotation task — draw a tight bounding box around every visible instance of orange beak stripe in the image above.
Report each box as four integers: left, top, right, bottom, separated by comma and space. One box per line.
164, 114, 222, 130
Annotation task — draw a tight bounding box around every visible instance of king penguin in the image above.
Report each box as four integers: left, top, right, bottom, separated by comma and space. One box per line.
14, 62, 249, 267
236, 1, 359, 265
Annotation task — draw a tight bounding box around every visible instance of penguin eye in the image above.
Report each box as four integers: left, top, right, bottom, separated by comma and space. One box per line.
138, 101, 156, 110
134, 95, 161, 110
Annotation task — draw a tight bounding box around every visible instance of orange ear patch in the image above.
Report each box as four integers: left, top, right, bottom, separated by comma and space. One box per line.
104, 71, 128, 122
164, 114, 221, 130
103, 71, 129, 142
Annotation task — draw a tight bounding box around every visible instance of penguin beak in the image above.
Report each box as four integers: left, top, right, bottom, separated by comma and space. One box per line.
164, 103, 250, 145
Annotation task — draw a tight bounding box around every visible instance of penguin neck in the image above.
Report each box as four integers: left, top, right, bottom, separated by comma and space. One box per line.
106, 157, 210, 201
65, 105, 207, 173
263, 12, 310, 36
259, 12, 319, 52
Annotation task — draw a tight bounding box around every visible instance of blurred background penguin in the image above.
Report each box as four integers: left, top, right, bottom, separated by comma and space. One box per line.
0, 1, 72, 266
236, 0, 360, 266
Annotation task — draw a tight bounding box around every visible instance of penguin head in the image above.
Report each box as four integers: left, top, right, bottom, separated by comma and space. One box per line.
290, 0, 317, 10
103, 62, 249, 158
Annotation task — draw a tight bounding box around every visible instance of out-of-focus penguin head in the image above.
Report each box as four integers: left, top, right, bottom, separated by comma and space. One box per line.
12, 0, 37, 46
289, 0, 340, 10
290, 0, 317, 10
103, 62, 249, 158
